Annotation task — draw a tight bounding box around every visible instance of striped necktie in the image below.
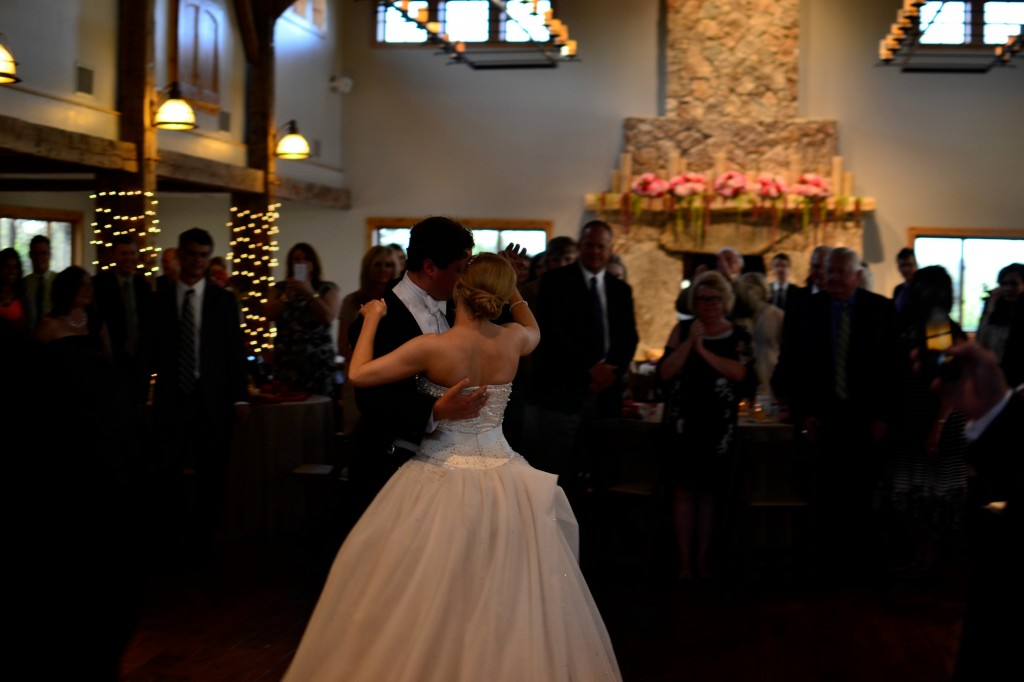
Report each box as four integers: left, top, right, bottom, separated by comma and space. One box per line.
179, 288, 196, 393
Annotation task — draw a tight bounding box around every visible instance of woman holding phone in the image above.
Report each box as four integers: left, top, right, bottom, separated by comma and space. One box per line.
267, 242, 341, 396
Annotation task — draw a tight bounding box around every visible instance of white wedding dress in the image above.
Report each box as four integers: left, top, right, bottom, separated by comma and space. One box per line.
282, 378, 621, 681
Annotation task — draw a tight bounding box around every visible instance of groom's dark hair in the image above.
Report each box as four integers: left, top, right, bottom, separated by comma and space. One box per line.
405, 216, 474, 272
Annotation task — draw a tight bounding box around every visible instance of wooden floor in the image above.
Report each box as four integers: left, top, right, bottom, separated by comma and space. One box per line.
118, 498, 967, 682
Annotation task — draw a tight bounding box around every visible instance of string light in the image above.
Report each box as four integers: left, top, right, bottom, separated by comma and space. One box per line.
228, 203, 281, 354
88, 190, 160, 273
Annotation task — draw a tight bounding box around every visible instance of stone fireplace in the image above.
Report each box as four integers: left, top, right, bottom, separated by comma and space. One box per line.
586, 0, 872, 360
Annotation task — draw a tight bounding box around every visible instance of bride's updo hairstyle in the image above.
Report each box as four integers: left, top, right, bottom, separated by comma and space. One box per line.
454, 253, 516, 320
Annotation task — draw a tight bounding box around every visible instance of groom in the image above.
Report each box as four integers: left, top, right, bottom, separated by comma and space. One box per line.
347, 216, 486, 514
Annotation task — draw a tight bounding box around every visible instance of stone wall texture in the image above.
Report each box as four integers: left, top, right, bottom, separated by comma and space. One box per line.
597, 0, 864, 359
665, 0, 800, 121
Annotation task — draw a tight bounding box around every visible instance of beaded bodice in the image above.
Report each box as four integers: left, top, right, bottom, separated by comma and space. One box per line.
414, 377, 516, 469
416, 376, 512, 434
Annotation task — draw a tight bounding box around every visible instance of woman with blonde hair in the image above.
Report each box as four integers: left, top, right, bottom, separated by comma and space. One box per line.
283, 251, 621, 682
659, 269, 754, 581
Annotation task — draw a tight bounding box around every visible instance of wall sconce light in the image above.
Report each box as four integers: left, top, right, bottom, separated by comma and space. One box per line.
0, 34, 21, 84
275, 120, 310, 160
154, 82, 197, 130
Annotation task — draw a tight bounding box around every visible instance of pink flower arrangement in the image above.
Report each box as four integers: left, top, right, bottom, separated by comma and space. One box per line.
713, 170, 748, 199
630, 172, 670, 198
788, 173, 831, 199
752, 173, 787, 200
669, 173, 708, 197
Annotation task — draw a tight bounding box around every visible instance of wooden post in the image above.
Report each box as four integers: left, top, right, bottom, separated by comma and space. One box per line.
97, 0, 158, 274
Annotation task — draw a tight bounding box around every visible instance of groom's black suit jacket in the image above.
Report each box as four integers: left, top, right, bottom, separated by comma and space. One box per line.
349, 288, 440, 455
347, 287, 449, 507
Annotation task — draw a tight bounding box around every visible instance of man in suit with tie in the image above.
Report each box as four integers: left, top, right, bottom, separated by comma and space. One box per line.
94, 234, 152, 379
528, 220, 639, 485
790, 247, 901, 578
347, 216, 488, 516
143, 227, 249, 560
769, 252, 801, 310
22, 235, 56, 332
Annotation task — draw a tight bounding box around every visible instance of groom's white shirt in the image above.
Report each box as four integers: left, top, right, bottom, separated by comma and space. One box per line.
393, 273, 450, 335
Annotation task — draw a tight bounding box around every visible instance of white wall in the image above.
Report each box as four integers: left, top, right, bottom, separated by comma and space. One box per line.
0, 0, 119, 138
800, 0, 1024, 295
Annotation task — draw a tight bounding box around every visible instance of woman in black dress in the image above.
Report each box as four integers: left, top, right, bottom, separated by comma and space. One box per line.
659, 270, 754, 580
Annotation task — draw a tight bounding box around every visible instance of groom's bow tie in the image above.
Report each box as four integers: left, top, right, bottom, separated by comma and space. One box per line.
425, 297, 445, 315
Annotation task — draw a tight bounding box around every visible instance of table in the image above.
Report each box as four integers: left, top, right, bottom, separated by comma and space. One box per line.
224, 395, 335, 537
730, 417, 810, 579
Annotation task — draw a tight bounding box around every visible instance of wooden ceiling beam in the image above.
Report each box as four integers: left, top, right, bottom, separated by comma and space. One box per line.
157, 149, 266, 194
0, 114, 138, 173
274, 177, 351, 210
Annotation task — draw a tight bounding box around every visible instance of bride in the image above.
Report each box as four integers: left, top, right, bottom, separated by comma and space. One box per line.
282, 252, 621, 681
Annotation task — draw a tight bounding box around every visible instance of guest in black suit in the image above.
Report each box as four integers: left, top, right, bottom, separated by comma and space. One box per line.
94, 233, 152, 378
769, 252, 801, 311
347, 217, 487, 516
932, 344, 1022, 681
527, 220, 639, 485
771, 245, 831, 406
142, 227, 249, 561
891, 247, 918, 314
790, 247, 901, 577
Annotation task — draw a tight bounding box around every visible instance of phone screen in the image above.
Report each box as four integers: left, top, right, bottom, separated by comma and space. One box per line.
925, 318, 953, 352
293, 263, 308, 281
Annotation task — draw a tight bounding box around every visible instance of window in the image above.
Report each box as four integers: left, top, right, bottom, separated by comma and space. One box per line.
0, 206, 82, 273
368, 218, 549, 261
176, 0, 221, 109
918, 1, 1024, 46
376, 1, 553, 45
288, 0, 328, 31
909, 228, 1024, 332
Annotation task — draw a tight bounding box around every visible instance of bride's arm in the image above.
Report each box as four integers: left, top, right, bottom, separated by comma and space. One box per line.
348, 299, 431, 388
504, 288, 540, 356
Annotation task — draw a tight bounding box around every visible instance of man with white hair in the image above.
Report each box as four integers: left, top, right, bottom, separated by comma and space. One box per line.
790, 246, 901, 580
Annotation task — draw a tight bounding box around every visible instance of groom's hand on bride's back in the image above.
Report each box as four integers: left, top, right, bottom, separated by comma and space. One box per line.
433, 377, 489, 421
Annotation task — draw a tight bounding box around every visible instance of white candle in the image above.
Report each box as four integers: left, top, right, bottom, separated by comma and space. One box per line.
831, 156, 843, 196
619, 153, 633, 193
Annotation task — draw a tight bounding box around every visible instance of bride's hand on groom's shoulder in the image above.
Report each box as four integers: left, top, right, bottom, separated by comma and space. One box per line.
359, 298, 387, 320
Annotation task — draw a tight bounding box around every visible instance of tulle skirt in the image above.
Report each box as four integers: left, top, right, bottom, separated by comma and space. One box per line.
282, 438, 621, 681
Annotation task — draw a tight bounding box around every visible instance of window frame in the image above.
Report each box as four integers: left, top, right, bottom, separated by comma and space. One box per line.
916, 1, 1024, 49
0, 204, 85, 272
907, 225, 1024, 332
366, 217, 551, 255
372, 0, 555, 48
171, 0, 223, 112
